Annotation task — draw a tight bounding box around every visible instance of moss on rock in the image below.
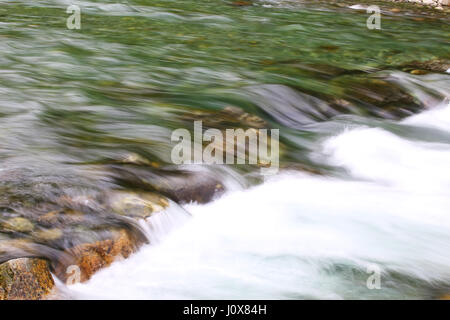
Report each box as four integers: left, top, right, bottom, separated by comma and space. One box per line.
0, 258, 54, 300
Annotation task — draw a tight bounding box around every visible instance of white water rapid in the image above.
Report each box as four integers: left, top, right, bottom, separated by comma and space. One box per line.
63, 101, 450, 300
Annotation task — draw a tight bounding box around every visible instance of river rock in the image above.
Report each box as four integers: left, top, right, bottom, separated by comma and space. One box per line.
176, 105, 267, 129
222, 106, 267, 128
0, 258, 54, 300
331, 76, 423, 119
108, 164, 226, 204
118, 153, 160, 167
54, 229, 139, 283
231, 1, 252, 6
151, 172, 225, 204
33, 228, 63, 241
108, 191, 169, 218
37, 208, 84, 227
2, 217, 34, 233
401, 59, 450, 74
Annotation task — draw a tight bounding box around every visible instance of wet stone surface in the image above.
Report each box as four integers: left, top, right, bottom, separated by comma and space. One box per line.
0, 258, 54, 300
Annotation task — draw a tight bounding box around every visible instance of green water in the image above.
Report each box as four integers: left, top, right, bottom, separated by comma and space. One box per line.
0, 0, 448, 166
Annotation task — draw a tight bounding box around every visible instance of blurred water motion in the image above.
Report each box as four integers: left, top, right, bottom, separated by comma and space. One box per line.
0, 0, 449, 299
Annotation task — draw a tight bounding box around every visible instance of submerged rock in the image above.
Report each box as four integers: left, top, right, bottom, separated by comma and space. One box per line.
230, 1, 252, 6
222, 105, 267, 128
2, 217, 34, 233
330, 76, 423, 119
37, 208, 85, 227
33, 228, 63, 241
0, 258, 54, 300
176, 105, 267, 129
118, 153, 160, 168
108, 164, 226, 204
108, 191, 169, 219
159, 175, 225, 204
400, 59, 450, 74
410, 69, 428, 75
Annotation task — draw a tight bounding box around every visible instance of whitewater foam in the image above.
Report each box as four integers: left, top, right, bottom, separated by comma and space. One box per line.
65, 103, 450, 300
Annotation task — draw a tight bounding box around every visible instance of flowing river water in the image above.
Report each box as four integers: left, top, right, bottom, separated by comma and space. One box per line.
67, 101, 450, 300
0, 0, 449, 299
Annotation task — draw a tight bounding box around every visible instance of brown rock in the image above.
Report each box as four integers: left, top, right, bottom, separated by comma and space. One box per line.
231, 1, 252, 6
155, 173, 225, 204
33, 228, 63, 241
402, 59, 450, 74
54, 229, 138, 283
37, 210, 59, 225
0, 258, 54, 300
319, 45, 340, 52
108, 165, 226, 204
37, 209, 84, 227
177, 105, 267, 129
331, 76, 423, 119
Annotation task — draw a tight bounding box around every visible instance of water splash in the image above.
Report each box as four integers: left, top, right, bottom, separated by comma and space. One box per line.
65, 102, 450, 300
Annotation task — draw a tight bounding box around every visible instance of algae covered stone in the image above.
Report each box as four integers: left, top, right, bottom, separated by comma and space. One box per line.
0, 258, 54, 300
2, 217, 34, 233
54, 229, 139, 283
